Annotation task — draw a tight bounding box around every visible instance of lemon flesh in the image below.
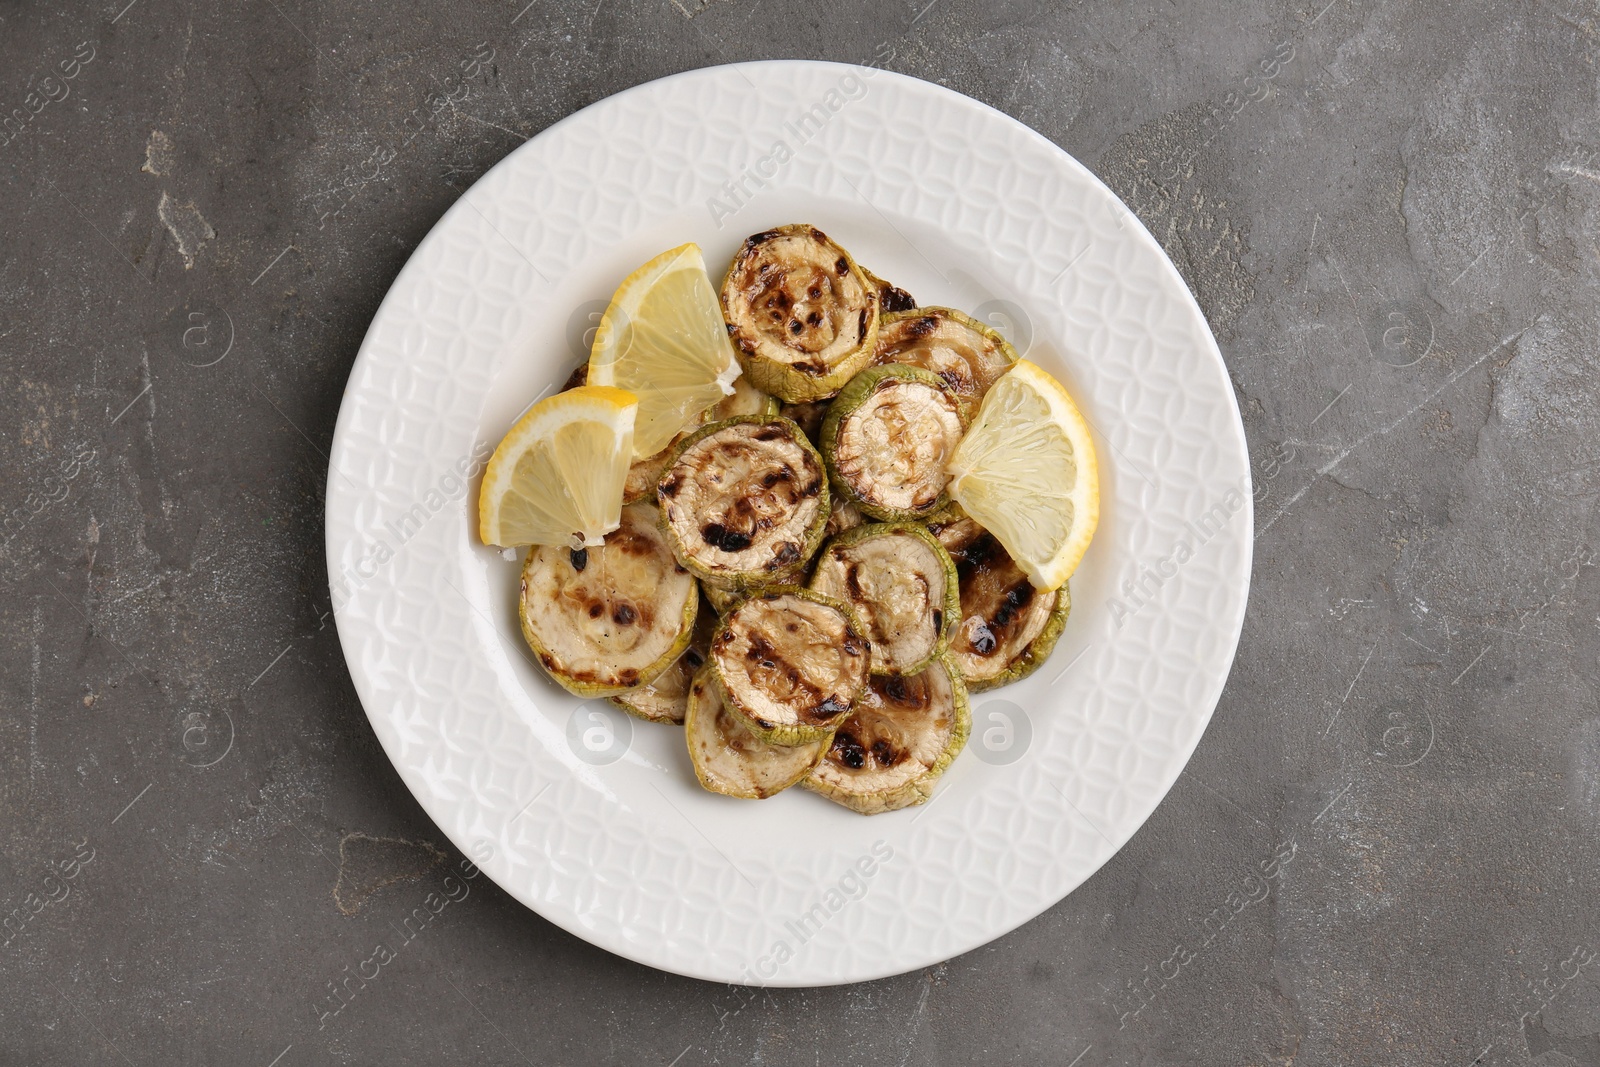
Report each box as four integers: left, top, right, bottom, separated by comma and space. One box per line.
477, 385, 637, 549
587, 243, 741, 459
945, 360, 1099, 590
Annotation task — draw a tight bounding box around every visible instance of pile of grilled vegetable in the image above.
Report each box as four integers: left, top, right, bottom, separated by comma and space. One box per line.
492, 224, 1082, 815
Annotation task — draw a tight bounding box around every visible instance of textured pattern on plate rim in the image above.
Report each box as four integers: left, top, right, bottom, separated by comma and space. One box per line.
325, 61, 1252, 986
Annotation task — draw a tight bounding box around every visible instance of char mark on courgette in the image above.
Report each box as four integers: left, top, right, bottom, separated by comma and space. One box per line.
861, 267, 917, 316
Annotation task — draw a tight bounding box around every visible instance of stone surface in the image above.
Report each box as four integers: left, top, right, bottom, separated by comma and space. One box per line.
0, 0, 1596, 1064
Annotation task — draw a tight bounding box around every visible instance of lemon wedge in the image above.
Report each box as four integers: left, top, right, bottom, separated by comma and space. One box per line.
945, 360, 1099, 590
478, 385, 637, 549
587, 243, 741, 458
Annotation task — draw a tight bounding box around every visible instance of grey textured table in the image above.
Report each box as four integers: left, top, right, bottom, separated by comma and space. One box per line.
3, 0, 1595, 1063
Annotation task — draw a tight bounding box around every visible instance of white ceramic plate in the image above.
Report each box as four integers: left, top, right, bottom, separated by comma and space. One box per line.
326, 61, 1251, 986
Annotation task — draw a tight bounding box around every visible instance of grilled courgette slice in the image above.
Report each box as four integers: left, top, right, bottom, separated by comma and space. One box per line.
820, 364, 964, 522
686, 665, 828, 798
610, 608, 717, 724
520, 503, 699, 696
804, 654, 970, 814
710, 587, 872, 746
657, 415, 828, 589
809, 523, 959, 676
875, 307, 1017, 423
929, 516, 1068, 691
720, 224, 879, 403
